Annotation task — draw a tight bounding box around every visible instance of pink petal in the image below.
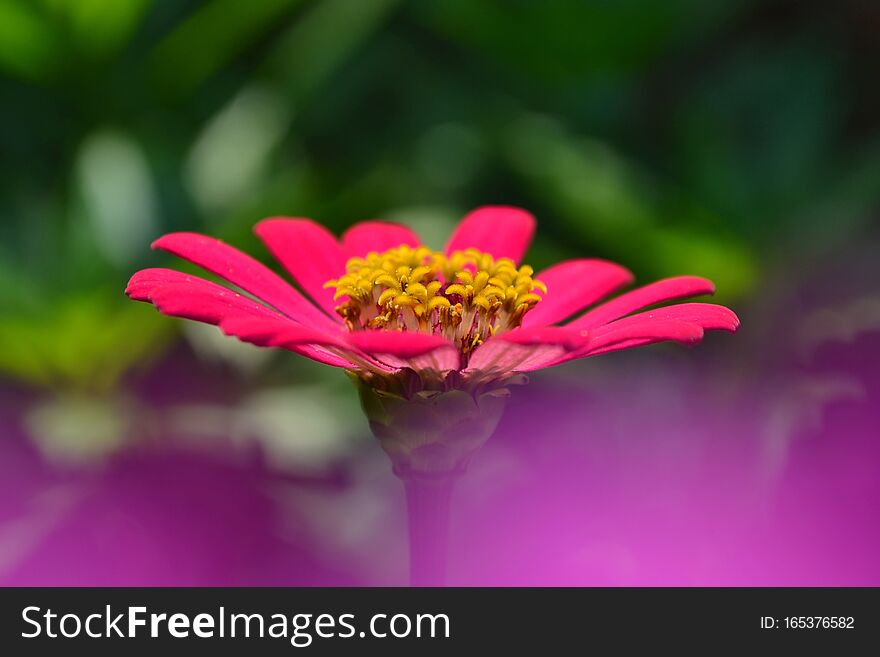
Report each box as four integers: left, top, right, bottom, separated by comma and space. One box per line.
125, 268, 197, 301
497, 325, 591, 349
254, 218, 347, 318
127, 269, 351, 367
562, 305, 737, 360
220, 317, 458, 373
613, 303, 740, 332
466, 341, 569, 374
523, 320, 703, 371
523, 258, 634, 327
342, 220, 422, 257
346, 331, 460, 372
465, 327, 591, 374
152, 232, 338, 331
590, 318, 705, 345
218, 316, 357, 369
126, 269, 280, 324
577, 338, 656, 357
444, 206, 536, 263
559, 319, 706, 365
346, 331, 455, 358
402, 348, 462, 373
566, 275, 716, 330
219, 316, 345, 349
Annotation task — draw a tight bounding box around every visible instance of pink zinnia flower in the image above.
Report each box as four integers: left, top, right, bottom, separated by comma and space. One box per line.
126, 206, 739, 385
127, 205, 739, 585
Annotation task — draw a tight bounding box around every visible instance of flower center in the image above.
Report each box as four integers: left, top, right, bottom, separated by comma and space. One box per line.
324, 245, 545, 353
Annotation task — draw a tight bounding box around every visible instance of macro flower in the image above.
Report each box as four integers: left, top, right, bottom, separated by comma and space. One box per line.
126, 206, 738, 383
127, 206, 738, 475
127, 205, 739, 584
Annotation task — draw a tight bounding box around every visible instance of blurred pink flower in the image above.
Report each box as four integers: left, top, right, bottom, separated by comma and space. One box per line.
126, 206, 738, 384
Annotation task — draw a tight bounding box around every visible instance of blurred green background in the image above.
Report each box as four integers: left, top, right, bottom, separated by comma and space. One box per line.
0, 0, 877, 462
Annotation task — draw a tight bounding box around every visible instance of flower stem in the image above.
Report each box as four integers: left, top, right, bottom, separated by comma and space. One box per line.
402, 473, 456, 587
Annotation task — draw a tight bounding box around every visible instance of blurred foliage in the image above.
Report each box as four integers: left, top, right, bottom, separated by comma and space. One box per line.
0, 288, 171, 391
0, 0, 877, 393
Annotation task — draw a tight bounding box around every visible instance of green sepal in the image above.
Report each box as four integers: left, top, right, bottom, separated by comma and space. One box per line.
353, 374, 510, 477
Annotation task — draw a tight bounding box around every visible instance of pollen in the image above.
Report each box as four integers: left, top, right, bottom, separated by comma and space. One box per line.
324, 245, 546, 353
